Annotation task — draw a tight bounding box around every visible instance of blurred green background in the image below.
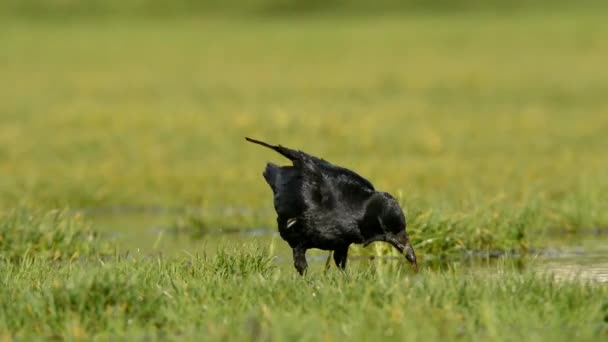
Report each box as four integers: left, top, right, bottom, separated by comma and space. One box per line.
2, 1, 608, 340
3, 0, 605, 17
1, 0, 607, 252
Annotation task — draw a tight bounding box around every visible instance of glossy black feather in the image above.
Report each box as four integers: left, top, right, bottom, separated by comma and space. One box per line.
246, 137, 416, 275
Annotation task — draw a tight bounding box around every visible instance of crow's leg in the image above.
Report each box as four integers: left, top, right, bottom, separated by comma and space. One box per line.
333, 245, 349, 270
324, 251, 333, 273
293, 247, 308, 275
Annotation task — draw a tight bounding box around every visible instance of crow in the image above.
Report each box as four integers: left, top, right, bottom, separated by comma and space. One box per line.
246, 137, 418, 275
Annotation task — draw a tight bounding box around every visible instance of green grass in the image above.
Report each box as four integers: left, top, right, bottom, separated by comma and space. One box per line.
2, 5, 608, 339
0, 211, 606, 340
2, 8, 607, 254
0, 209, 110, 263
1, 240, 606, 340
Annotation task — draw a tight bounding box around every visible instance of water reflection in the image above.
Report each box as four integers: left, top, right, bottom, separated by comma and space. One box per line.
90, 211, 608, 283
535, 249, 608, 283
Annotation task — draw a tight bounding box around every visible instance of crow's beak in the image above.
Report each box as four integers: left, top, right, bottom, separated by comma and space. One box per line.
404, 240, 418, 272
388, 232, 419, 272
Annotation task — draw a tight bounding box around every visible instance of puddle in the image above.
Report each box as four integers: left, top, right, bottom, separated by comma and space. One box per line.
87, 210, 608, 283
530, 243, 608, 283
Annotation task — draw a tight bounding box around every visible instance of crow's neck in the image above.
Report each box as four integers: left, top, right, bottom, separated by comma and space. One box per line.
358, 193, 384, 240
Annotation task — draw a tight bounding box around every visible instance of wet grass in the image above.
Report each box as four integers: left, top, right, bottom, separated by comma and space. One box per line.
2, 5, 608, 339
3, 8, 608, 256
0, 217, 606, 340
0, 209, 111, 263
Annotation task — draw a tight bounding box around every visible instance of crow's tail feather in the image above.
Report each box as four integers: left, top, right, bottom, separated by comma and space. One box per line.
245, 137, 300, 161
262, 163, 279, 191
245, 137, 276, 150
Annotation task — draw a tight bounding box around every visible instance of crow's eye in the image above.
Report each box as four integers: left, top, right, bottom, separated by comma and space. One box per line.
383, 213, 405, 232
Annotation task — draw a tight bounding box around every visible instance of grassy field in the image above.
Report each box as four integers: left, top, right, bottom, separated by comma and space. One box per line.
1, 2, 608, 339
1, 210, 607, 340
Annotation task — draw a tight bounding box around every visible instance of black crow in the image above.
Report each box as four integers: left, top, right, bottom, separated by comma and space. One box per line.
246, 137, 418, 275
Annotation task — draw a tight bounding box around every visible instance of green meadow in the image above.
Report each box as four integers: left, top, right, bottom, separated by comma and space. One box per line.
1, 1, 608, 340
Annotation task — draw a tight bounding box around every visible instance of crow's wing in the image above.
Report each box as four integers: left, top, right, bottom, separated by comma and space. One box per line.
298, 153, 337, 210
263, 163, 304, 218
314, 159, 376, 206
247, 137, 375, 208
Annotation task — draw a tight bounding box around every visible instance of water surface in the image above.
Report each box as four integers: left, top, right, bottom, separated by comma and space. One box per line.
88, 210, 608, 282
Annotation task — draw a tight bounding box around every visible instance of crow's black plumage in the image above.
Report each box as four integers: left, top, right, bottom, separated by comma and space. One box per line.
246, 137, 418, 275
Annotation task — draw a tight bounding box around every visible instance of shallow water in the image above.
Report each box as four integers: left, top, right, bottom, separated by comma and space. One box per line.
88, 210, 608, 283
530, 241, 608, 283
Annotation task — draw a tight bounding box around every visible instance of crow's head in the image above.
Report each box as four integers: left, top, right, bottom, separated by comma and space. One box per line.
361, 192, 418, 272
